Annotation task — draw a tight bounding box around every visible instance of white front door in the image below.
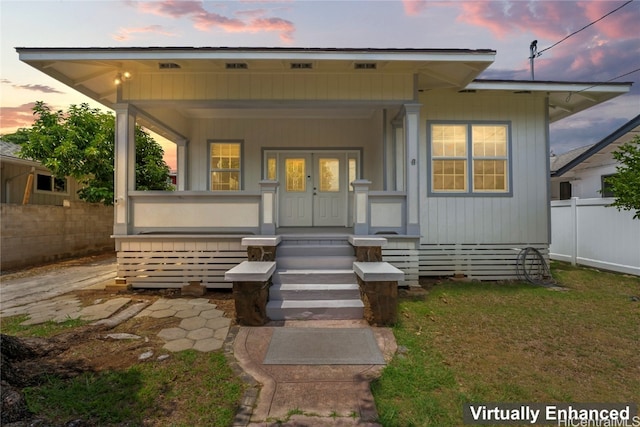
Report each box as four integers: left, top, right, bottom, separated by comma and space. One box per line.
278, 152, 349, 227
280, 154, 313, 226
313, 155, 347, 226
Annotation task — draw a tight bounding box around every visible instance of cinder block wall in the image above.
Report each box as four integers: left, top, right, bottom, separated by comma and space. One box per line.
1, 202, 114, 271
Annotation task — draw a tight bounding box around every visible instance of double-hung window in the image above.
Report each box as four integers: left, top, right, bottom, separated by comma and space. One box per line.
429, 122, 511, 195
210, 141, 242, 191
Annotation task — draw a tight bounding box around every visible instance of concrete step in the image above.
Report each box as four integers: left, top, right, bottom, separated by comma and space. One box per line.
270, 283, 361, 301
266, 299, 364, 321
273, 269, 357, 285
276, 244, 354, 257
276, 255, 356, 270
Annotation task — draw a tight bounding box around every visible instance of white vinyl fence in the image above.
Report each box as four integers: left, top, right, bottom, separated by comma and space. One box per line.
550, 198, 640, 276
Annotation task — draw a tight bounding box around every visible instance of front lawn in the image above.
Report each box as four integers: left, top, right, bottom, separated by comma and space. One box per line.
372, 262, 640, 427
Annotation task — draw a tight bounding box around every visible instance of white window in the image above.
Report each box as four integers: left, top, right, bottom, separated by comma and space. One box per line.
429, 122, 511, 195
209, 142, 242, 191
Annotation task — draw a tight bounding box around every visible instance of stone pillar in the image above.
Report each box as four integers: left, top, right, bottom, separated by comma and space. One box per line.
352, 179, 372, 235
259, 180, 279, 235
359, 280, 398, 326
113, 104, 136, 236
232, 281, 270, 326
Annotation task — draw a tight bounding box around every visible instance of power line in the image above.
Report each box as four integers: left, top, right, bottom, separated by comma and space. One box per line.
537, 0, 635, 57
565, 67, 640, 102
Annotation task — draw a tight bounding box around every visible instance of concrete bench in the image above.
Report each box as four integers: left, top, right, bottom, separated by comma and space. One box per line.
225, 261, 276, 282
353, 261, 404, 282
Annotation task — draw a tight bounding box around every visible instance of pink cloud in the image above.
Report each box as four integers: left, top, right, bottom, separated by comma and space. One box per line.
138, 0, 203, 18
131, 0, 295, 43
112, 25, 177, 41
581, 0, 638, 39
456, 1, 579, 40
402, 0, 428, 16
192, 11, 246, 32
0, 103, 37, 134
249, 17, 295, 42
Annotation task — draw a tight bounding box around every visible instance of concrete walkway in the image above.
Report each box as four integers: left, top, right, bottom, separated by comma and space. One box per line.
0, 254, 117, 312
231, 320, 397, 427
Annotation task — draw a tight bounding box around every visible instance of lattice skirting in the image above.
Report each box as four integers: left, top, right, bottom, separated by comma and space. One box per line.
419, 243, 550, 281
116, 238, 246, 288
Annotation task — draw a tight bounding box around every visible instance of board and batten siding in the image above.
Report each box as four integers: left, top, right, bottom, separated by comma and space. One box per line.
122, 72, 414, 102
418, 91, 550, 280
419, 90, 550, 246
188, 116, 386, 192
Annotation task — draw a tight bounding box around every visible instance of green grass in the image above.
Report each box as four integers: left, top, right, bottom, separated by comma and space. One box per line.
372, 263, 640, 427
0, 314, 87, 337
22, 350, 244, 426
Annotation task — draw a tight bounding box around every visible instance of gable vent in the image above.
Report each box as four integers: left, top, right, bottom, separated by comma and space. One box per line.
226, 62, 248, 69
159, 62, 181, 69
290, 62, 313, 69
354, 63, 377, 70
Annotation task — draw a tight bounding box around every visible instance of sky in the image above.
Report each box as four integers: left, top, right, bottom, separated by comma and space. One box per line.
1, 0, 639, 170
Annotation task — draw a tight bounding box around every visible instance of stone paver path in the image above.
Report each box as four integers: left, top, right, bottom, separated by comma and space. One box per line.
136, 298, 231, 352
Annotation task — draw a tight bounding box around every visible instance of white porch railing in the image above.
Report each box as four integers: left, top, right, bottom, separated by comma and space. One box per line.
129, 191, 261, 234
127, 183, 410, 236
550, 197, 640, 276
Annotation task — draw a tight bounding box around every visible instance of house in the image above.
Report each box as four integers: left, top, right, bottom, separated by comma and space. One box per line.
550, 114, 640, 200
0, 139, 83, 205
16, 47, 632, 292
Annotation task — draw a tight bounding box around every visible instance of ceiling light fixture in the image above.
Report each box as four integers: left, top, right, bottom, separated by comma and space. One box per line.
114, 71, 132, 85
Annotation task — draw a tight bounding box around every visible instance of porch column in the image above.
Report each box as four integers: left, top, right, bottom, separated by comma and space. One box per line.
113, 104, 136, 235
392, 118, 404, 191
260, 180, 279, 235
176, 138, 188, 191
404, 103, 421, 236
352, 179, 372, 235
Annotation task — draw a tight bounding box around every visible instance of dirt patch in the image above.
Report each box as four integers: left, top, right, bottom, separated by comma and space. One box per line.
2, 288, 238, 424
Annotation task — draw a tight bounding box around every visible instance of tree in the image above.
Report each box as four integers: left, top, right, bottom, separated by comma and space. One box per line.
14, 101, 172, 205
604, 135, 640, 219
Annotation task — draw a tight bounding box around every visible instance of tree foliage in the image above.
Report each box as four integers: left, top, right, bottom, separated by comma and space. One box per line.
604, 135, 640, 219
15, 101, 172, 205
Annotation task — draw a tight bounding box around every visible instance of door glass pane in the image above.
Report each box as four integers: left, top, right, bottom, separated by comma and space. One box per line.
319, 158, 340, 192
286, 158, 306, 192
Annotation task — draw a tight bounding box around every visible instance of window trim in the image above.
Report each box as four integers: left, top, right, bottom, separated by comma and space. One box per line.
208, 140, 244, 191
427, 120, 513, 197
33, 171, 69, 195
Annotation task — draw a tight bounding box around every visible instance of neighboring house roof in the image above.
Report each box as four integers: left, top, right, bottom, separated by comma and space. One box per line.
551, 114, 640, 177
550, 144, 595, 174
0, 140, 39, 167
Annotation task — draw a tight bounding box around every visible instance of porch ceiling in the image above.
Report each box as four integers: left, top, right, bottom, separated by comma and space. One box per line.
17, 47, 495, 109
